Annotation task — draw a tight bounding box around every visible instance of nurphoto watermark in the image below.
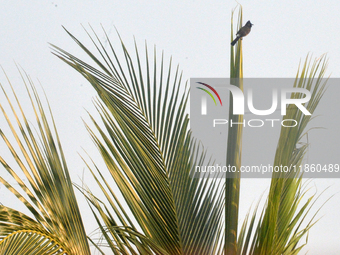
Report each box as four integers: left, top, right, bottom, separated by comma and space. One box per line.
190, 78, 339, 178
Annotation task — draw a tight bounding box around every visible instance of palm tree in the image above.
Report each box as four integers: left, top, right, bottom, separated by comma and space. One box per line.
0, 6, 328, 255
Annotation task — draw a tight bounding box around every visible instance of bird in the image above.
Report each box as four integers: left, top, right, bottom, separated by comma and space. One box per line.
231, 20, 253, 46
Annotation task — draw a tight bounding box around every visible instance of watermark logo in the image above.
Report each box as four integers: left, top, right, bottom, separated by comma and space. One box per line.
196, 82, 223, 115
190, 78, 339, 179
196, 81, 311, 116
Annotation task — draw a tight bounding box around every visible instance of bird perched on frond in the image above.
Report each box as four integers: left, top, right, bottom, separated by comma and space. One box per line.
231, 20, 253, 46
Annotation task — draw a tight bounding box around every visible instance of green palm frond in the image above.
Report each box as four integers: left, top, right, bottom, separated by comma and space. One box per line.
238, 55, 329, 255
0, 229, 65, 255
51, 26, 224, 254
0, 205, 48, 241
225, 6, 245, 255
0, 71, 90, 254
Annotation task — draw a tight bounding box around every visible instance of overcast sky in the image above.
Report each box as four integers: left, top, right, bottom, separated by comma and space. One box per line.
1, 1, 340, 254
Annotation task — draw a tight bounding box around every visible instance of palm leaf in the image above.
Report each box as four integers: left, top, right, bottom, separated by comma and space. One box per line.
0, 229, 65, 255
225, 6, 245, 255
0, 70, 90, 254
51, 26, 224, 254
238, 55, 328, 255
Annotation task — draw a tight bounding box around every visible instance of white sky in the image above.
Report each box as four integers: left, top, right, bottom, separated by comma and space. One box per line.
1, 1, 340, 254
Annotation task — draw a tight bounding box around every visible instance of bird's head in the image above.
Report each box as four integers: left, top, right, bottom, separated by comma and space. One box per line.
246, 21, 253, 27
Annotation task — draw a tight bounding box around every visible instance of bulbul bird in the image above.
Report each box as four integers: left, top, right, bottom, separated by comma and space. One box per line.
231, 20, 253, 46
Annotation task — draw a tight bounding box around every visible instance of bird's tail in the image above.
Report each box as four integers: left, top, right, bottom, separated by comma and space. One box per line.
231, 36, 240, 46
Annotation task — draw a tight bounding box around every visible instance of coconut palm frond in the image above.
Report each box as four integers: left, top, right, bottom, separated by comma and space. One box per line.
0, 71, 90, 254
0, 228, 66, 255
238, 55, 328, 255
51, 27, 224, 254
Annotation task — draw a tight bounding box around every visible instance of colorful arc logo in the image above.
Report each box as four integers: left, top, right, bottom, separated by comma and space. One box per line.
196, 82, 223, 106
196, 82, 222, 115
